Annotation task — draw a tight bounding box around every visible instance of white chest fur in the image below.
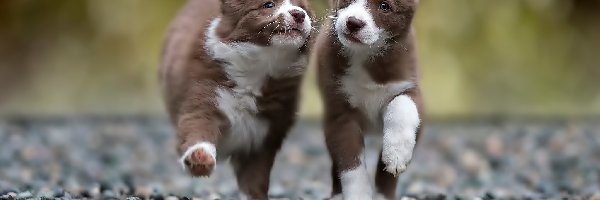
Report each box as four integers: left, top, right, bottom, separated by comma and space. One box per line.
340, 52, 414, 127
205, 18, 306, 156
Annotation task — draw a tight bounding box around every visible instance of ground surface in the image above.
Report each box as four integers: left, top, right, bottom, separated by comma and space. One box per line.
0, 118, 599, 200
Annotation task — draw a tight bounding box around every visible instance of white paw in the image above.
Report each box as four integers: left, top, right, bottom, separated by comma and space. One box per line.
340, 154, 374, 200
178, 142, 217, 177
381, 137, 415, 177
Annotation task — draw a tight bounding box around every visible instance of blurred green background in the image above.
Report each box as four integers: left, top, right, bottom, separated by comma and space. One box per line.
0, 0, 599, 120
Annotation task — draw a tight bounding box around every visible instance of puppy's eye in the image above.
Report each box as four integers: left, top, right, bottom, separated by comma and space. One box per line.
263, 1, 275, 8
379, 1, 391, 12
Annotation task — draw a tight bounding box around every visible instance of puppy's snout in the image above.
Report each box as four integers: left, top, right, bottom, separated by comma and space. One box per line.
289, 9, 305, 23
346, 17, 365, 33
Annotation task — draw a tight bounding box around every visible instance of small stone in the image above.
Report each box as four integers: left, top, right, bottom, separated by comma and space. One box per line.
407, 181, 425, 194
123, 175, 135, 195
400, 197, 417, 200
102, 190, 117, 198
6, 192, 17, 198
482, 192, 495, 200
461, 150, 484, 174
80, 190, 92, 198
16, 191, 33, 199
149, 193, 165, 200
536, 182, 554, 194
589, 193, 600, 200
135, 186, 153, 199
90, 186, 101, 198
486, 134, 503, 157
53, 188, 65, 198
268, 184, 286, 198
100, 182, 113, 193
63, 192, 72, 199
207, 192, 221, 200
424, 194, 445, 200
165, 196, 178, 200
35, 187, 53, 198
0, 189, 17, 196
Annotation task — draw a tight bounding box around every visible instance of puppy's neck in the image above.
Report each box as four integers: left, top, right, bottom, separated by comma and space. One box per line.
205, 18, 306, 79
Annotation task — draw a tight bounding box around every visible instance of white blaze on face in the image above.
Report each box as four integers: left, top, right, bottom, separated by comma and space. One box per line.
335, 0, 383, 47
272, 0, 312, 47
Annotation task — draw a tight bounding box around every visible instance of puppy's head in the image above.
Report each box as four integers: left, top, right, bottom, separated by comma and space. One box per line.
217, 0, 313, 47
332, 0, 417, 49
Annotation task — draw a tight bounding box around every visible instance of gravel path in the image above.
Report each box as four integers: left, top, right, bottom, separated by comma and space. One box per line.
0, 118, 599, 199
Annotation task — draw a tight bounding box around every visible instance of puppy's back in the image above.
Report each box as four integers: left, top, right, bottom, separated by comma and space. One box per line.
159, 0, 221, 120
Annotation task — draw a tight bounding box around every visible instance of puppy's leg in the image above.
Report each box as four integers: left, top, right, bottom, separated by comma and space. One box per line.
176, 111, 227, 177
330, 161, 342, 197
378, 94, 420, 179
231, 148, 278, 200
374, 151, 398, 199
376, 89, 423, 199
325, 113, 373, 200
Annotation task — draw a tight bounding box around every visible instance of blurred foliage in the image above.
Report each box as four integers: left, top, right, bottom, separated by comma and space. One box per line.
0, 0, 599, 119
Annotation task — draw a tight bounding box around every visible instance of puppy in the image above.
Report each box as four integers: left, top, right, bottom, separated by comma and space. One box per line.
159, 0, 313, 198
315, 0, 423, 199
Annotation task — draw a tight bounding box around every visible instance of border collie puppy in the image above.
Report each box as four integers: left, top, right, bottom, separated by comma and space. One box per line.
159, 0, 313, 198
314, 0, 423, 199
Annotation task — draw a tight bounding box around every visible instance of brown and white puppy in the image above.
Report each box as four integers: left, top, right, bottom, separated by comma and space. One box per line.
315, 0, 422, 199
159, 0, 313, 198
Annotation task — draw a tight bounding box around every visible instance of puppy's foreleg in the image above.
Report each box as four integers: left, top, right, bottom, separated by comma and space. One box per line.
176, 112, 224, 177
381, 95, 420, 176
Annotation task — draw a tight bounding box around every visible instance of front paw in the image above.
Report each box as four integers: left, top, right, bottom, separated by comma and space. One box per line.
381, 138, 415, 177
179, 142, 217, 177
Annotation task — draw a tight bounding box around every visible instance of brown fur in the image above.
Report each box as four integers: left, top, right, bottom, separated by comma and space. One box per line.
159, 0, 313, 198
315, 0, 423, 199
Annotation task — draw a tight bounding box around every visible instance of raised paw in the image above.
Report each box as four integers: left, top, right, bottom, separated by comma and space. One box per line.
179, 142, 217, 177
381, 95, 419, 177
381, 139, 414, 177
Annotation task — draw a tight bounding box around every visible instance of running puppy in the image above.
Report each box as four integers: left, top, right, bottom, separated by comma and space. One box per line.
159, 0, 313, 198
315, 0, 423, 199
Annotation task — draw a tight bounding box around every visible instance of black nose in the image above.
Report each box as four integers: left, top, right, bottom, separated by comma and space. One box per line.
289, 9, 305, 23
346, 16, 365, 32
